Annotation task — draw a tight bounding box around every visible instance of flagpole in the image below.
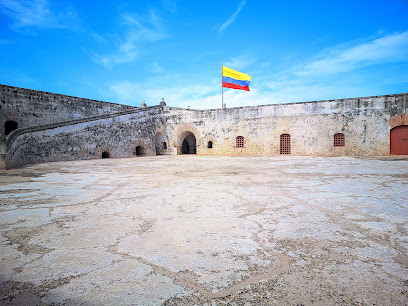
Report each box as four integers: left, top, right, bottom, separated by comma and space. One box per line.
221, 63, 224, 109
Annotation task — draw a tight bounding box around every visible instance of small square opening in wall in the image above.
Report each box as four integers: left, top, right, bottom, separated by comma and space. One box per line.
334, 133, 345, 147
236, 136, 244, 148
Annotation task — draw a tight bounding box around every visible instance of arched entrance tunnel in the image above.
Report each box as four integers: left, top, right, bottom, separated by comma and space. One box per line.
178, 131, 196, 154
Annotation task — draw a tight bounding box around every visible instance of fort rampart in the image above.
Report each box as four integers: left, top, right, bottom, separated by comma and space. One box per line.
1, 83, 407, 168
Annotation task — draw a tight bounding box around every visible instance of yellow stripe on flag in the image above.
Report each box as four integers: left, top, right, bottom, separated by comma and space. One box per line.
222, 66, 251, 81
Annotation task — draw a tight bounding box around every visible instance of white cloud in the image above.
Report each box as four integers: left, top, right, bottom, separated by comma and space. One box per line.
219, 0, 247, 33
0, 0, 79, 33
92, 11, 169, 68
107, 79, 218, 108
108, 31, 408, 109
152, 62, 164, 73
295, 31, 408, 76
224, 55, 255, 70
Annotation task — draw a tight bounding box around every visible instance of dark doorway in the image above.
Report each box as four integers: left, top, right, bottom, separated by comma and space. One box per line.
5, 120, 18, 135
179, 131, 196, 154
207, 141, 213, 148
136, 146, 144, 156
390, 125, 408, 155
102, 151, 110, 158
182, 139, 189, 154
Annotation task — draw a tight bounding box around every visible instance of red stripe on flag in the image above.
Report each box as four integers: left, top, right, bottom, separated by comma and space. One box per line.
222, 82, 250, 91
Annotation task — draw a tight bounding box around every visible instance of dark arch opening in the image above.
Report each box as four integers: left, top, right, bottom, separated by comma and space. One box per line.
182, 139, 189, 154
102, 151, 110, 158
162, 142, 167, 150
179, 131, 196, 154
136, 146, 144, 156
5, 120, 18, 135
207, 141, 213, 149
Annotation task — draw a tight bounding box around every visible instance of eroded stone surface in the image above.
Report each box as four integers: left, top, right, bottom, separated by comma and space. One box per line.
0, 156, 407, 305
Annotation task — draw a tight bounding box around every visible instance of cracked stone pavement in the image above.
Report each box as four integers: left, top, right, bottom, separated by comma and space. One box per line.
0, 155, 407, 305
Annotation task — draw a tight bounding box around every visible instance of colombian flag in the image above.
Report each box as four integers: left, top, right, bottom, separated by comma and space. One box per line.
222, 66, 251, 91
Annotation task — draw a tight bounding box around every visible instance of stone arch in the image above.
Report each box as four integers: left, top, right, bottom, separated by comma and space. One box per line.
177, 131, 196, 154
154, 132, 167, 155
388, 112, 408, 129
131, 140, 148, 157
175, 123, 200, 155
135, 146, 145, 156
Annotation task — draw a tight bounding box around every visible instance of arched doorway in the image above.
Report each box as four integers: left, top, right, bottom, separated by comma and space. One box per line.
5, 120, 18, 135
102, 151, 110, 158
178, 131, 196, 154
154, 132, 167, 155
390, 125, 408, 155
136, 146, 144, 156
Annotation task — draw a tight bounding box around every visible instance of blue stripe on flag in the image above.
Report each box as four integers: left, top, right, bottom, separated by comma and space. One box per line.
222, 76, 250, 87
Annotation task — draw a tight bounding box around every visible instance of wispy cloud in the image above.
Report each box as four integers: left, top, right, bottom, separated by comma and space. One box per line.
107, 79, 217, 108
0, 0, 79, 33
108, 31, 408, 109
250, 32, 408, 106
91, 11, 169, 68
224, 55, 255, 70
152, 62, 164, 73
219, 0, 247, 33
294, 31, 408, 76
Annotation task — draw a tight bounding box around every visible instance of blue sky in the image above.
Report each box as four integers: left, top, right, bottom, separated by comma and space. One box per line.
1, 0, 407, 109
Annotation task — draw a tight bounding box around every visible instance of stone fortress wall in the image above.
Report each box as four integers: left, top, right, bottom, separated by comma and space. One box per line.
164, 94, 407, 157
0, 84, 136, 140
1, 84, 407, 169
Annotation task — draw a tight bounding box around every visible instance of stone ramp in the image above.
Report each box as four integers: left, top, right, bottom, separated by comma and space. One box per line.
0, 139, 5, 169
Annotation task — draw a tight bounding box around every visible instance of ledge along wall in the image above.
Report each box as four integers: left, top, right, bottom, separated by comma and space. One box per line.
0, 84, 136, 140
163, 93, 408, 156
6, 107, 164, 169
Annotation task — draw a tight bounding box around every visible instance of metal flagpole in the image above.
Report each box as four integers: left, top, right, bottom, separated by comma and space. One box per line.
221, 63, 224, 109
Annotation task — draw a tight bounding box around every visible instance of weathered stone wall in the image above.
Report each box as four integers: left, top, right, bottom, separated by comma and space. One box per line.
6, 107, 164, 168
163, 93, 408, 157
4, 87, 408, 168
0, 84, 136, 140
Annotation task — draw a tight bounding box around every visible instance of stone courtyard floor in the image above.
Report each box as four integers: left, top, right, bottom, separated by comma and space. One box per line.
0, 156, 407, 305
